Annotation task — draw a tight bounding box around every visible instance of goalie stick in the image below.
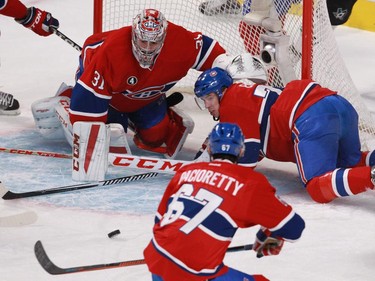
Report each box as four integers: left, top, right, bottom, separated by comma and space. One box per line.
0, 211, 37, 227
34, 240, 253, 275
0, 147, 71, 159
0, 172, 158, 200
1, 146, 189, 174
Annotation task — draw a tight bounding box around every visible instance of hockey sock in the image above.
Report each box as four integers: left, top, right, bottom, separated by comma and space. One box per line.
306, 166, 373, 203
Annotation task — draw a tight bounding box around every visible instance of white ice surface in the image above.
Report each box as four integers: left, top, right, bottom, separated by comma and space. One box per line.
1, 1, 375, 280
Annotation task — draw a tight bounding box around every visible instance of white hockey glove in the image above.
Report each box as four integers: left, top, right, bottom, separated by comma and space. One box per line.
31, 82, 73, 140
253, 227, 284, 258
213, 53, 268, 84
31, 96, 70, 140
72, 122, 109, 182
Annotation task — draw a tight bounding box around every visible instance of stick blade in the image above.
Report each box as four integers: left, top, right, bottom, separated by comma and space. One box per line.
34, 241, 66, 275
0, 181, 9, 198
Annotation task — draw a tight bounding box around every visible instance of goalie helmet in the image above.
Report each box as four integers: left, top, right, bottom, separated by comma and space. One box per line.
208, 122, 245, 158
194, 67, 233, 100
132, 9, 168, 69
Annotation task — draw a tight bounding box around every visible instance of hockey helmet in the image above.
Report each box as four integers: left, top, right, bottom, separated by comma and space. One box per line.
194, 67, 233, 100
132, 9, 168, 69
208, 122, 245, 158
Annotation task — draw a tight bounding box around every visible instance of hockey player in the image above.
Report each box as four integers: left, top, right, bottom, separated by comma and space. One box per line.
194, 67, 375, 204
0, 0, 59, 36
31, 8, 226, 181
144, 122, 305, 281
0, 0, 59, 115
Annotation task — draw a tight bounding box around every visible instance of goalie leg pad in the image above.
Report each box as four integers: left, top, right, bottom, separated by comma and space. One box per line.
72, 122, 109, 182
164, 107, 195, 159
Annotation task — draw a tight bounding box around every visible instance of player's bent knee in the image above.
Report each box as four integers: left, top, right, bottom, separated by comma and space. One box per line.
137, 114, 170, 147
306, 177, 336, 204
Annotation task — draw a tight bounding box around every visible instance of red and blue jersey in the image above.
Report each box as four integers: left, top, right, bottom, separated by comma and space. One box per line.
0, 0, 27, 18
69, 22, 226, 124
144, 160, 304, 281
220, 79, 337, 166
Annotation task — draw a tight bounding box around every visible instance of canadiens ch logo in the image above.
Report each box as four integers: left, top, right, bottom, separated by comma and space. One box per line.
127, 76, 138, 85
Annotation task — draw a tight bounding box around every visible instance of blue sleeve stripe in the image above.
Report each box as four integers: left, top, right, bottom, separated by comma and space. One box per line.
192, 35, 217, 70
271, 211, 305, 241
77, 80, 111, 100
70, 83, 110, 115
239, 141, 261, 166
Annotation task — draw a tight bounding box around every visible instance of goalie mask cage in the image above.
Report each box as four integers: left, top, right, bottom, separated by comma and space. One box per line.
93, 0, 375, 150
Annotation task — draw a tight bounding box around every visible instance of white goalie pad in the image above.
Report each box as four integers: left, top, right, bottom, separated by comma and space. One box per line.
213, 53, 268, 84
72, 122, 110, 182
109, 123, 132, 154
31, 96, 70, 140
55, 96, 74, 145
54, 97, 131, 154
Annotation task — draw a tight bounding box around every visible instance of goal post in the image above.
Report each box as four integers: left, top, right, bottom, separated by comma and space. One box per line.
93, 0, 375, 150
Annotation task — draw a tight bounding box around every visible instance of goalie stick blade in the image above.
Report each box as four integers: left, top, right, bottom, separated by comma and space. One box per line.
0, 211, 38, 227
1, 172, 158, 200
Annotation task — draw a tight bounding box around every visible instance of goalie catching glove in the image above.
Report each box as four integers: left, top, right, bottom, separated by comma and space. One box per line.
253, 227, 284, 258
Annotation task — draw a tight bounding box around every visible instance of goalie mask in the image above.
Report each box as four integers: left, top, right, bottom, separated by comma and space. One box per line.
132, 9, 168, 69
208, 122, 245, 159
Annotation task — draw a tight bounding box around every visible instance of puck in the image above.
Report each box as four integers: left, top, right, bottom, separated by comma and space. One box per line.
108, 229, 121, 238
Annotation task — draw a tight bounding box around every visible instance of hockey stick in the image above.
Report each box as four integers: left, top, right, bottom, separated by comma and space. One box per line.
109, 153, 188, 173
0, 147, 71, 159
0, 211, 37, 227
34, 240, 253, 275
51, 27, 82, 52
0, 172, 158, 200
0, 146, 189, 173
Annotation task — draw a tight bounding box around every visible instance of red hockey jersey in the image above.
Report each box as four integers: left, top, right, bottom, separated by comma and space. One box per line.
144, 160, 302, 281
220, 80, 336, 164
69, 22, 226, 124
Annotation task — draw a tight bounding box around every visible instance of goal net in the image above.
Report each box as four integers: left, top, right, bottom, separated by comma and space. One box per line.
93, 0, 375, 150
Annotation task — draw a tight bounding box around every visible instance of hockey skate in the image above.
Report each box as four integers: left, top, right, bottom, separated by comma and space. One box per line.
199, 0, 242, 16
0, 91, 20, 116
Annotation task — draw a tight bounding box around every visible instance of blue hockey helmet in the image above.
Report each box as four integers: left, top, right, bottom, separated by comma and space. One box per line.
194, 67, 233, 100
208, 122, 245, 158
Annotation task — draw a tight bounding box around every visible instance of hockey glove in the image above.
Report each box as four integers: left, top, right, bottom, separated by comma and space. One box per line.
253, 227, 284, 258
15, 7, 59, 37
194, 137, 209, 159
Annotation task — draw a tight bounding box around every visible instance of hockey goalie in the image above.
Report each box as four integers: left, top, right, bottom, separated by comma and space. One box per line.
30, 8, 238, 182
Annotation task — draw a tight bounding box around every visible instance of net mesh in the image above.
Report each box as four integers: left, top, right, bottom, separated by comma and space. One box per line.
96, 0, 375, 149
